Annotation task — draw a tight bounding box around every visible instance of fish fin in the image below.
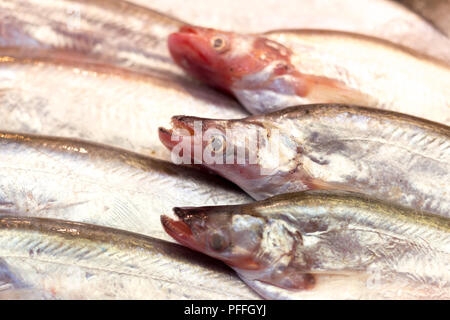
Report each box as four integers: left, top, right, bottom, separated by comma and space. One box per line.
305, 178, 362, 194
298, 73, 377, 106
240, 272, 375, 299
238, 274, 315, 300
269, 268, 316, 290
290, 169, 362, 194
238, 267, 316, 292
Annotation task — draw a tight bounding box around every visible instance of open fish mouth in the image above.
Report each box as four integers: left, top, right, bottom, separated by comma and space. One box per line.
161, 215, 191, 241
158, 115, 199, 151
168, 26, 213, 68
160, 213, 201, 252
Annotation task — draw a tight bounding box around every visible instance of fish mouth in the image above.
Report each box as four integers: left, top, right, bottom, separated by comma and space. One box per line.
169, 26, 229, 89
158, 115, 199, 151
161, 207, 208, 252
168, 26, 213, 68
160, 215, 195, 248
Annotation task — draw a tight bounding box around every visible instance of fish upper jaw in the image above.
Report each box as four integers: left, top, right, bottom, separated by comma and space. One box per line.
158, 115, 199, 162
168, 26, 232, 92
160, 215, 203, 252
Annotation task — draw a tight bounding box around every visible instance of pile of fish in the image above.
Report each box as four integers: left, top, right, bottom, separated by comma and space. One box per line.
0, 0, 449, 300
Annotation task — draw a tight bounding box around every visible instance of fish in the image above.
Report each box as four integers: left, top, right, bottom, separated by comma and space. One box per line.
161, 190, 450, 300
159, 104, 450, 217
168, 26, 450, 124
0, 216, 259, 299
0, 0, 186, 78
0, 49, 247, 161
4, 0, 449, 65
139, 0, 450, 63
396, 0, 450, 37
0, 132, 252, 243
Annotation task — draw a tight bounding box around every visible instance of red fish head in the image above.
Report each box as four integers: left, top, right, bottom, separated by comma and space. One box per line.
161, 202, 316, 291
161, 205, 265, 270
159, 113, 312, 200
168, 26, 297, 96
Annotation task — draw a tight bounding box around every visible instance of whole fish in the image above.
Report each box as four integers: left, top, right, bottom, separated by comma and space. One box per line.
0, 216, 259, 299
138, 0, 450, 63
0, 50, 247, 161
0, 0, 186, 78
168, 26, 450, 124
161, 190, 450, 299
159, 104, 450, 217
0, 132, 252, 243
397, 0, 450, 37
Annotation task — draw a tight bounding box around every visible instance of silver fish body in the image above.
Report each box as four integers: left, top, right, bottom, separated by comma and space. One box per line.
0, 52, 247, 161
243, 191, 450, 299
263, 30, 450, 124
0, 0, 185, 77
245, 105, 450, 215
138, 0, 450, 63
0, 216, 259, 299
162, 104, 450, 217
162, 190, 450, 299
0, 132, 252, 243
396, 0, 450, 37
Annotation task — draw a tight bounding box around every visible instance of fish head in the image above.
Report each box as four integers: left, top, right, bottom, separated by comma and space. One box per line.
161, 201, 315, 290
169, 27, 372, 114
161, 205, 265, 270
168, 26, 302, 108
159, 114, 312, 200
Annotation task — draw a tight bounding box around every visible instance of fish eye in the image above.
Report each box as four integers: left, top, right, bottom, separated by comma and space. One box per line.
208, 232, 229, 252
209, 134, 226, 153
211, 36, 227, 52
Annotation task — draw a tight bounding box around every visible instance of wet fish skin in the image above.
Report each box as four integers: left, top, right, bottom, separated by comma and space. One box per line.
5, 0, 449, 64
0, 132, 252, 243
142, 0, 450, 63
396, 0, 450, 37
0, 216, 259, 299
168, 26, 450, 124
161, 190, 450, 299
264, 29, 450, 123
160, 104, 450, 217
0, 50, 247, 161
0, 0, 185, 78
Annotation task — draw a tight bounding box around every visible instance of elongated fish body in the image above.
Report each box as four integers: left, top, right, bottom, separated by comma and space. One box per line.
4, 0, 449, 64
0, 51, 247, 161
140, 0, 450, 63
0, 216, 259, 299
159, 104, 450, 217
168, 26, 450, 124
161, 190, 450, 299
0, 132, 252, 243
397, 0, 450, 37
264, 30, 450, 122
0, 0, 186, 77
